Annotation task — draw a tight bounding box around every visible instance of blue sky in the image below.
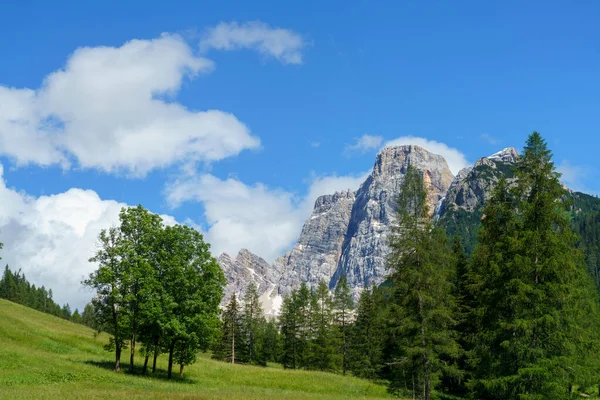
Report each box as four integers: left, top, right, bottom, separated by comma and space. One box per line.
0, 0, 599, 309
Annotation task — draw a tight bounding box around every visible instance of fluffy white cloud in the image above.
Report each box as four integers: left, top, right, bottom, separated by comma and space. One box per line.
200, 21, 305, 64
0, 163, 177, 311
0, 34, 260, 176
165, 172, 367, 262
384, 136, 469, 175
344, 134, 384, 154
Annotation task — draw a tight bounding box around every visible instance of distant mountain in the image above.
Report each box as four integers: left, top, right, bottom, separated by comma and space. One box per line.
217, 145, 600, 314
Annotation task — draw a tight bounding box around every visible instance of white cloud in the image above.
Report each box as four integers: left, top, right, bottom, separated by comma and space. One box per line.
0, 163, 179, 311
384, 136, 469, 175
345, 134, 384, 154
480, 133, 499, 145
165, 172, 367, 262
557, 161, 597, 194
200, 21, 305, 64
0, 33, 260, 176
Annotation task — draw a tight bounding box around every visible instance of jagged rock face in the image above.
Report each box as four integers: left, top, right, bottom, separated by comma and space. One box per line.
437, 148, 519, 253
274, 189, 355, 297
218, 249, 281, 306
330, 145, 454, 295
218, 145, 522, 313
440, 147, 519, 214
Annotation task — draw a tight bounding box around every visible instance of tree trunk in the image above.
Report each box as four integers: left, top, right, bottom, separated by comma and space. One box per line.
167, 341, 175, 379
179, 363, 184, 377
152, 338, 159, 373
231, 325, 235, 364
342, 311, 347, 375
115, 343, 122, 372
130, 333, 136, 372
142, 351, 150, 374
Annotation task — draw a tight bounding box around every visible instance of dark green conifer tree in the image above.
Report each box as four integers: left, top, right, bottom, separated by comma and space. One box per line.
468, 132, 600, 399
213, 294, 243, 364
333, 274, 354, 375
348, 286, 385, 380
309, 280, 339, 371
386, 165, 460, 400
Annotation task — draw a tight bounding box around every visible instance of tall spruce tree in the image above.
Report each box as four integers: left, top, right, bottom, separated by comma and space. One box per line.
241, 283, 266, 365
280, 289, 300, 369
386, 165, 460, 400
214, 294, 243, 364
333, 274, 354, 375
348, 286, 385, 380
310, 280, 339, 371
468, 132, 600, 399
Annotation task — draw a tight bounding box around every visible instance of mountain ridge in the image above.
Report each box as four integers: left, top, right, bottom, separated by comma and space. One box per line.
217, 144, 600, 314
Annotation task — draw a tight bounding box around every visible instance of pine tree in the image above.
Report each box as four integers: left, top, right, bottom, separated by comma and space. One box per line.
348, 286, 385, 380
386, 165, 460, 400
280, 290, 300, 369
214, 294, 243, 364
333, 274, 354, 375
468, 132, 600, 399
310, 280, 338, 371
240, 283, 265, 365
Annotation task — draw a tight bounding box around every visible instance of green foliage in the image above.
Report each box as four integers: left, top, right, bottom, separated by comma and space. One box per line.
83, 205, 225, 378
348, 286, 385, 380
0, 299, 391, 400
467, 132, 600, 399
213, 294, 243, 363
333, 274, 354, 375
241, 282, 267, 365
0, 265, 78, 322
386, 165, 460, 400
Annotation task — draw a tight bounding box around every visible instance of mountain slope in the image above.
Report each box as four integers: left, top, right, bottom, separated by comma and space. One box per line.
217, 145, 600, 312
0, 299, 391, 399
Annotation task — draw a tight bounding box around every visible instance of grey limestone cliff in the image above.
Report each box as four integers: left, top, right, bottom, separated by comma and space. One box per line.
274, 189, 356, 297
275, 145, 454, 299
218, 249, 281, 305
330, 145, 454, 296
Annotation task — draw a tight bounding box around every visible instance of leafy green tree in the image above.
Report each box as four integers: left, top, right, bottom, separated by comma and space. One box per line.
118, 205, 163, 372
333, 274, 354, 375
83, 226, 129, 372
386, 165, 460, 400
160, 224, 225, 379
468, 132, 600, 399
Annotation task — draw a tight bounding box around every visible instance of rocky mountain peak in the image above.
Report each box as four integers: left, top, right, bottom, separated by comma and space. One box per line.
487, 147, 519, 163
218, 248, 281, 307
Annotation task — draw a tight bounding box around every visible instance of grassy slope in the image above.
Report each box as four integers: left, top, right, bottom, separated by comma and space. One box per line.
0, 299, 391, 400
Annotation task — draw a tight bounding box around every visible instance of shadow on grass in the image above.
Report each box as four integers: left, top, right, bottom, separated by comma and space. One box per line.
84, 360, 197, 384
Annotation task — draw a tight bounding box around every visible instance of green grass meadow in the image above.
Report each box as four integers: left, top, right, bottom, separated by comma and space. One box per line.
0, 299, 391, 399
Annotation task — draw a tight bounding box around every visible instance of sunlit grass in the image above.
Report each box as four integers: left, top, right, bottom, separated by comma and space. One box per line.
0, 299, 392, 399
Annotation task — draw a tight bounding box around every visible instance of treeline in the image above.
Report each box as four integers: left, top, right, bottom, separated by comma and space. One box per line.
83, 206, 226, 378
213, 132, 600, 400
368, 132, 600, 399
0, 265, 93, 325
212, 283, 279, 366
